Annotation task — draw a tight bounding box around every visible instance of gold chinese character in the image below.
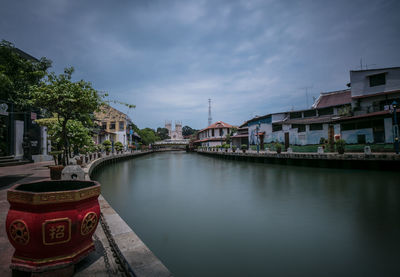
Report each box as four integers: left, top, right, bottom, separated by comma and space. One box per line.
49, 225, 65, 239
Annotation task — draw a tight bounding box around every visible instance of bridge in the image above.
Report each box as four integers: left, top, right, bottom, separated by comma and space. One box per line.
153, 139, 189, 150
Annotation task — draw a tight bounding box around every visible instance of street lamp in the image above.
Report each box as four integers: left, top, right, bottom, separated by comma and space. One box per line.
256, 121, 261, 153
392, 101, 399, 154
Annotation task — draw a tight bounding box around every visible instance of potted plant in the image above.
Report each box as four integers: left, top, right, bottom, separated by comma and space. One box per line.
223, 144, 230, 152
216, 145, 222, 152
275, 142, 283, 154
103, 140, 111, 155
232, 145, 237, 152
6, 180, 101, 272
335, 139, 346, 154
48, 150, 64, 180
114, 141, 122, 154
241, 144, 247, 153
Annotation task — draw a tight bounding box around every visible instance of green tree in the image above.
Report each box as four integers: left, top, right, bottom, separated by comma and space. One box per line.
156, 127, 170, 140
36, 117, 92, 162
0, 40, 51, 108
182, 125, 197, 136
138, 128, 160, 145
29, 67, 103, 165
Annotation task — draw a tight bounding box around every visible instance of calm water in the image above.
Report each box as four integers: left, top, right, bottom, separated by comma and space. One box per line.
93, 152, 400, 277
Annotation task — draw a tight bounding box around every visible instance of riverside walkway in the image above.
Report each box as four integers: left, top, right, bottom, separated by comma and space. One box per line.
0, 151, 172, 277
196, 149, 400, 171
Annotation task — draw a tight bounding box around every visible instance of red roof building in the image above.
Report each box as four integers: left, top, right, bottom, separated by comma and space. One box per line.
194, 121, 234, 146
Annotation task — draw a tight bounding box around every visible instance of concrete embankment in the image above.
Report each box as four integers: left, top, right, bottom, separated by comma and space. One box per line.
196, 150, 400, 171
84, 151, 173, 277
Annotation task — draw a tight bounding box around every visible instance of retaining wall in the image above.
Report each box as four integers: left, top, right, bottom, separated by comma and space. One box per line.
196, 150, 400, 171
84, 151, 173, 277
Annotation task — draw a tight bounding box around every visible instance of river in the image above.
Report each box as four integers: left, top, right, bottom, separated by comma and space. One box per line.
92, 151, 400, 277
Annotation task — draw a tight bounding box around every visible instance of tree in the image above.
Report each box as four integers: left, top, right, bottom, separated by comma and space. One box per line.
182, 125, 197, 136
156, 127, 170, 140
138, 128, 160, 145
35, 117, 92, 163
0, 40, 51, 108
29, 67, 103, 165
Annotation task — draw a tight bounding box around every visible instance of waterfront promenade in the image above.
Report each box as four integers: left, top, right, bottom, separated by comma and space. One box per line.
0, 152, 172, 277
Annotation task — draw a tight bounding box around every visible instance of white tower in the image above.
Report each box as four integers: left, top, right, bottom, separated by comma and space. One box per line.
208, 98, 212, 126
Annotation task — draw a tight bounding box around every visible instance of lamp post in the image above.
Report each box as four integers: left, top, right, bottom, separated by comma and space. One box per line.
256, 122, 261, 153
393, 101, 399, 154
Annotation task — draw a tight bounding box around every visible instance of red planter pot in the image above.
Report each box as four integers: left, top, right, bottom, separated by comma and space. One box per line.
6, 180, 101, 272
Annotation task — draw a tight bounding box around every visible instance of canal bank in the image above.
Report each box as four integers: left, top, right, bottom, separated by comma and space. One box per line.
84, 150, 173, 277
196, 149, 400, 171
93, 151, 400, 277
0, 151, 173, 277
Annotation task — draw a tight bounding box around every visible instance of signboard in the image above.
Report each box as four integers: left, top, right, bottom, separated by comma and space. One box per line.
0, 103, 8, 116
31, 112, 37, 120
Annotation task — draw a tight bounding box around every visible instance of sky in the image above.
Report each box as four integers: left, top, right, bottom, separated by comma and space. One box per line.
1, 0, 400, 129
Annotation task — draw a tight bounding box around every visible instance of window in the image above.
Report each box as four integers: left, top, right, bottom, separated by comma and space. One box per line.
369, 73, 386, 87
220, 128, 223, 136
119, 121, 125, 131
290, 112, 302, 119
272, 124, 282, 132
341, 123, 356, 131
110, 121, 116, 130
303, 110, 316, 117
309, 124, 323, 131
357, 134, 366, 144
212, 129, 215, 137
318, 107, 333, 116
292, 124, 306, 132
101, 122, 107, 130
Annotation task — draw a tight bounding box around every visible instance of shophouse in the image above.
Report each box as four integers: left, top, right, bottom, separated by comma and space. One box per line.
194, 121, 233, 147
94, 104, 131, 147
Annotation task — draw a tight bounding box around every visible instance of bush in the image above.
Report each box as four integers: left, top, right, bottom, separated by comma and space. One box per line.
241, 144, 247, 150
115, 141, 123, 152
335, 139, 346, 153
319, 137, 327, 144
102, 140, 112, 152
232, 145, 237, 151
275, 142, 283, 152
222, 144, 230, 149
216, 145, 222, 149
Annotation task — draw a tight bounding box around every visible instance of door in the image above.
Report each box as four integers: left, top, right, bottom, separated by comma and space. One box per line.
284, 132, 289, 150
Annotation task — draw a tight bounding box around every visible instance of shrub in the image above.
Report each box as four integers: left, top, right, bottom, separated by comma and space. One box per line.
335, 139, 346, 154
241, 144, 247, 150
319, 137, 327, 144
102, 140, 112, 152
115, 141, 123, 152
216, 145, 222, 149
222, 144, 230, 149
232, 145, 237, 151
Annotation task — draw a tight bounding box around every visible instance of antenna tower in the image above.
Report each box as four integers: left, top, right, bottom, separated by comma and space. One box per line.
208, 98, 212, 126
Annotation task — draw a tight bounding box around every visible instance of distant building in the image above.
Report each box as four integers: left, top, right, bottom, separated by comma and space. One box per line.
165, 121, 183, 140
94, 104, 132, 146
194, 121, 233, 147
242, 66, 400, 147
231, 124, 249, 148
336, 67, 400, 143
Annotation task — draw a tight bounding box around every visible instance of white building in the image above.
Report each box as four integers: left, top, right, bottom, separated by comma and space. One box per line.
195, 121, 233, 147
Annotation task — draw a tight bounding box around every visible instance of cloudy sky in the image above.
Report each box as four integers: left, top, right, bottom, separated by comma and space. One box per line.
1, 0, 399, 129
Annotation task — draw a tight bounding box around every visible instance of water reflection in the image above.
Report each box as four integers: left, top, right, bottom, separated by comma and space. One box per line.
93, 152, 400, 277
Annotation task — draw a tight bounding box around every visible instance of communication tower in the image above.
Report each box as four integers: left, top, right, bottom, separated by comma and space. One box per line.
208, 98, 212, 126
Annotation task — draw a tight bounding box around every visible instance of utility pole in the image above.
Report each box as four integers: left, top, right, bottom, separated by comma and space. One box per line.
208, 98, 212, 126
300, 86, 313, 108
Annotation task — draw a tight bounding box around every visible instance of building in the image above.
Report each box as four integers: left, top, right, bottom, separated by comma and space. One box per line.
231, 124, 249, 148
0, 47, 51, 164
165, 121, 183, 140
94, 104, 131, 146
194, 121, 233, 147
336, 67, 400, 144
243, 66, 400, 148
